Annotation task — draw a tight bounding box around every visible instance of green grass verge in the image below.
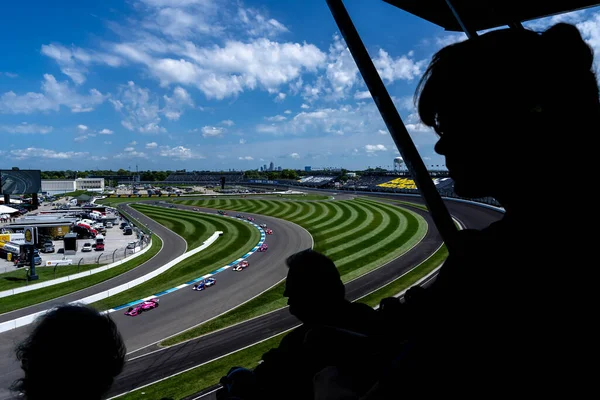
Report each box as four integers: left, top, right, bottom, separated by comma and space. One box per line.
0, 262, 109, 291
89, 206, 260, 311
0, 236, 162, 315
359, 245, 448, 307
161, 283, 287, 346
160, 198, 429, 347
118, 332, 287, 400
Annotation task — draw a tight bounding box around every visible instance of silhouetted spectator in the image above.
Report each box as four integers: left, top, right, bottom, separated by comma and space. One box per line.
11, 304, 126, 400
218, 249, 384, 400
314, 21, 598, 399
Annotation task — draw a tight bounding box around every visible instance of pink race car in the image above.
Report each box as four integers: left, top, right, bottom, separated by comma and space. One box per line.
124, 298, 160, 316
257, 243, 268, 252
247, 216, 255, 222
233, 260, 249, 271
265, 229, 273, 235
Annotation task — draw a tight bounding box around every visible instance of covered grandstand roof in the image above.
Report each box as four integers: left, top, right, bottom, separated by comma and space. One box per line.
383, 0, 600, 32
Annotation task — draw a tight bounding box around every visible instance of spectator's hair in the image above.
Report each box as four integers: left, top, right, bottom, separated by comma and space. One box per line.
415, 22, 600, 154
284, 248, 345, 300
12, 304, 126, 400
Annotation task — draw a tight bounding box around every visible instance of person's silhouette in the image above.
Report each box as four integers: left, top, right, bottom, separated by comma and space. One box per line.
218, 249, 383, 400
11, 304, 126, 400
315, 22, 598, 399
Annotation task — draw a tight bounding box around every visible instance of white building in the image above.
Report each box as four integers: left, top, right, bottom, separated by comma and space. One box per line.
41, 178, 105, 195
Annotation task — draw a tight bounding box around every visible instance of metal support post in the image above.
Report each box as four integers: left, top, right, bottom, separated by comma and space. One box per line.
325, 0, 458, 253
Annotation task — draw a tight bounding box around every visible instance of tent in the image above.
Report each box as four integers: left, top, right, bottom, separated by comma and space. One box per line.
0, 205, 19, 214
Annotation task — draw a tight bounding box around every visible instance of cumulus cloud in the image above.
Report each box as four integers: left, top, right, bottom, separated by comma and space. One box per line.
239, 138, 246, 144
201, 126, 224, 137
238, 7, 289, 38
162, 86, 194, 120
290, 152, 300, 159
0, 123, 53, 134
99, 128, 113, 135
124, 147, 135, 152
365, 144, 387, 152
238, 155, 253, 160
114, 150, 147, 159
0, 74, 105, 114
159, 145, 204, 159
41, 43, 122, 84
146, 142, 158, 148
274, 92, 286, 102
221, 119, 234, 126
8, 147, 88, 160
265, 115, 287, 122
77, 124, 88, 131
111, 81, 165, 133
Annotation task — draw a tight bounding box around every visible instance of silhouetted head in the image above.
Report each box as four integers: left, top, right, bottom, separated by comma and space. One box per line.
284, 249, 345, 323
416, 23, 599, 202
12, 304, 126, 400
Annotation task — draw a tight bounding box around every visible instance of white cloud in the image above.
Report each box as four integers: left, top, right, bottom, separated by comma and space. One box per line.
116, 38, 326, 100
146, 142, 158, 148
301, 103, 309, 109
1, 72, 18, 78
239, 138, 246, 144
99, 128, 113, 135
77, 124, 88, 131
112, 81, 165, 133
124, 147, 135, 152
159, 145, 204, 159
129, 141, 138, 145
114, 151, 147, 159
378, 129, 387, 135
326, 35, 360, 100
238, 7, 289, 38
90, 156, 108, 161
221, 119, 234, 126
8, 147, 88, 160
201, 126, 224, 137
290, 152, 300, 159
284, 110, 291, 114
265, 115, 287, 122
373, 49, 426, 84
0, 74, 105, 114
163, 86, 194, 120
354, 91, 372, 100
238, 155, 254, 160
275, 92, 286, 102
104, 141, 112, 144
41, 43, 122, 84
365, 144, 387, 152
0, 123, 53, 134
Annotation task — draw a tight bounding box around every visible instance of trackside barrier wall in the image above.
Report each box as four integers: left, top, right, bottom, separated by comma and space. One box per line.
0, 240, 153, 299
0, 231, 222, 333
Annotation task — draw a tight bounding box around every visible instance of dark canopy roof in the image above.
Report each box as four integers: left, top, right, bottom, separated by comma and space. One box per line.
76, 194, 92, 201
383, 0, 600, 32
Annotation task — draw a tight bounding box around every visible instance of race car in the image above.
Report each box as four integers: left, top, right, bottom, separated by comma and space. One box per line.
124, 298, 160, 316
233, 260, 249, 271
193, 208, 199, 211
257, 243, 268, 252
247, 217, 255, 222
259, 224, 267, 229
236, 214, 244, 218
192, 277, 216, 291
218, 210, 227, 215
265, 229, 273, 235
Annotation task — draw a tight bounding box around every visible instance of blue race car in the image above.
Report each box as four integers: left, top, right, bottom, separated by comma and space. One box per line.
192, 277, 216, 291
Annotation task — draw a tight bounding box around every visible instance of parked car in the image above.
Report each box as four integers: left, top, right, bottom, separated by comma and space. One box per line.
82, 243, 93, 252
41, 242, 55, 253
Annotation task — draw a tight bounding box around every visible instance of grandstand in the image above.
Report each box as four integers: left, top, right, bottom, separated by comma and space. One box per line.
163, 172, 245, 185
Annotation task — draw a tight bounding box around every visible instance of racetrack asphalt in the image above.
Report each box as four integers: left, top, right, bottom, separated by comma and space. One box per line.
104, 194, 504, 397
0, 202, 312, 400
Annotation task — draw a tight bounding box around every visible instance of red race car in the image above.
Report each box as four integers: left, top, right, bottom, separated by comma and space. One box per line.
265, 229, 273, 235
124, 298, 160, 316
257, 243, 268, 252
233, 260, 249, 271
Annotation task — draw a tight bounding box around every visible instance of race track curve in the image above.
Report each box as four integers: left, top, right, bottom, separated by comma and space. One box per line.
105, 194, 504, 397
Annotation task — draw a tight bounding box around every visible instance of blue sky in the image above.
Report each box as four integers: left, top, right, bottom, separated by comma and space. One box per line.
1, 0, 600, 171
